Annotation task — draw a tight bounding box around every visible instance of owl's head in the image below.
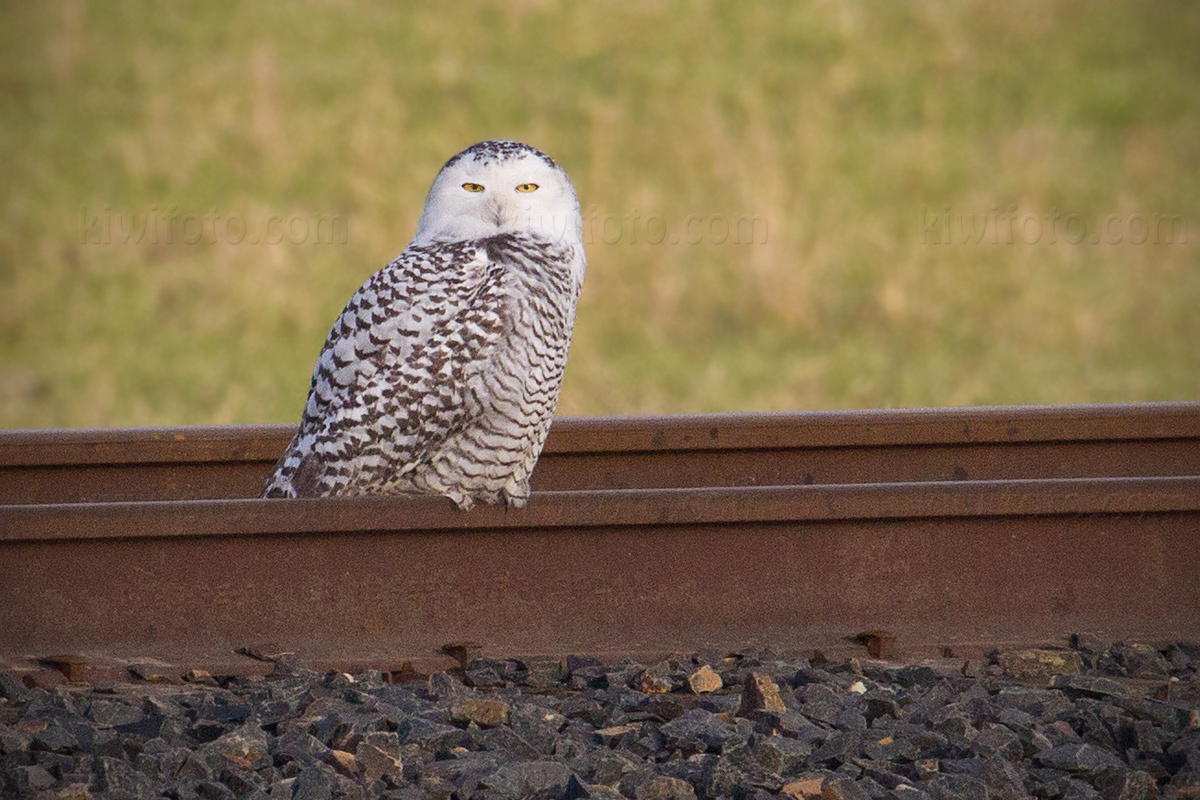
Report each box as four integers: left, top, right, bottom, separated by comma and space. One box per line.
414, 141, 583, 247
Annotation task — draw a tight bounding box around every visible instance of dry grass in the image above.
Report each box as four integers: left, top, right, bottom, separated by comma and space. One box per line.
2, 0, 1198, 428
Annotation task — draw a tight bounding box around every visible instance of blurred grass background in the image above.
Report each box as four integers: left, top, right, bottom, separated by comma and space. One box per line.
1, 0, 1198, 429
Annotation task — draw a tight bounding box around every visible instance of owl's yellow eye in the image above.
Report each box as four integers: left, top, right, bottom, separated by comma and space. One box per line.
462, 182, 485, 192
515, 183, 539, 193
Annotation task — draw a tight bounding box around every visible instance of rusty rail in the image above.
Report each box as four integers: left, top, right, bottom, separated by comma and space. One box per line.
3, 402, 1199, 503
1, 403, 1199, 676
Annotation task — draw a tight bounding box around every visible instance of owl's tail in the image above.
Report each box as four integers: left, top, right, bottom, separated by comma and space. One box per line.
260, 439, 304, 499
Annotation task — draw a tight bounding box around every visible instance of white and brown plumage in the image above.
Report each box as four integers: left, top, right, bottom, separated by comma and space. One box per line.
263, 140, 586, 509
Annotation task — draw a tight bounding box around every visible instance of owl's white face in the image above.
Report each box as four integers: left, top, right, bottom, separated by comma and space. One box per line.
414, 141, 583, 247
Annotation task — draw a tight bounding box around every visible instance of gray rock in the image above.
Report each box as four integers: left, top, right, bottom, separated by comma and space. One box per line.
1061, 780, 1104, 799
658, 708, 737, 754
291, 763, 335, 800
426, 671, 468, 701
893, 666, 943, 689
509, 702, 567, 755
95, 754, 165, 797
352, 743, 400, 777
463, 657, 506, 688
272, 729, 330, 766
822, 775, 873, 800
588, 750, 641, 786
270, 655, 320, 681
1113, 696, 1194, 735
635, 661, 677, 695
703, 752, 761, 798
177, 749, 215, 781
7, 764, 56, 794
1052, 674, 1132, 699
634, 774, 697, 800
142, 692, 184, 717
651, 759, 706, 788
810, 730, 862, 766
1035, 742, 1127, 776
1164, 642, 1200, 672
1093, 765, 1154, 800
980, 754, 1027, 800
998, 687, 1075, 720
925, 773, 990, 800
562, 694, 608, 727
854, 758, 912, 790
747, 708, 823, 741
604, 662, 643, 691
706, 741, 789, 795
115, 712, 166, 741
882, 785, 932, 800
998, 718, 1055, 759
87, 698, 144, 728
419, 750, 507, 785
480, 724, 541, 760
902, 680, 961, 723
863, 693, 901, 723
190, 719, 232, 744
482, 759, 572, 797
861, 733, 920, 763
695, 693, 740, 715
523, 657, 567, 688
1071, 633, 1112, 658
642, 694, 687, 723
0, 672, 32, 703
0, 641, 1196, 800
394, 717, 464, 750
30, 722, 78, 755
200, 697, 253, 726
753, 734, 813, 775
569, 668, 610, 691
1109, 644, 1171, 679
413, 773, 456, 799
972, 722, 1024, 761
566, 655, 605, 674
797, 683, 846, 726
570, 781, 626, 800
628, 725, 666, 759
368, 683, 425, 713
198, 778, 237, 800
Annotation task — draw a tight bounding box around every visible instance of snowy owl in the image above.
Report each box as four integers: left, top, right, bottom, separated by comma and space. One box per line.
262, 140, 586, 510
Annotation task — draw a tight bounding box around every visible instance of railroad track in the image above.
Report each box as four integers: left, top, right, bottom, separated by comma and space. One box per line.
2, 402, 1199, 677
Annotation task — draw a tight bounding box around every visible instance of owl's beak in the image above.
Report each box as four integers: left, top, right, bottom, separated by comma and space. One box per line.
485, 195, 517, 228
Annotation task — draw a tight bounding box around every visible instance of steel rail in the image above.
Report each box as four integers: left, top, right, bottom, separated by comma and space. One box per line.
3, 476, 1200, 542
2, 476, 1199, 674
3, 402, 1200, 504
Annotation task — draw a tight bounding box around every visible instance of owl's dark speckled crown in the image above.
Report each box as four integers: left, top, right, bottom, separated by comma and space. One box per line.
441, 140, 559, 172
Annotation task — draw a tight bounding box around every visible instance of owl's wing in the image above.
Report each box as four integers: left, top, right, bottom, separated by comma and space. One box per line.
281, 242, 508, 493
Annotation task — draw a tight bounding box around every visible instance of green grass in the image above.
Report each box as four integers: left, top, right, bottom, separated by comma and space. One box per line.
2, 0, 1198, 428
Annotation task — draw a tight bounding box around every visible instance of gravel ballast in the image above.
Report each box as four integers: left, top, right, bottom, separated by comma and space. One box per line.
2, 639, 1199, 799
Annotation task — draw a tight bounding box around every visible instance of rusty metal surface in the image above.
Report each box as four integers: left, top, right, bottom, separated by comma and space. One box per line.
2, 477, 1199, 672
3, 404, 1199, 674
4, 476, 1199, 541
3, 402, 1200, 503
